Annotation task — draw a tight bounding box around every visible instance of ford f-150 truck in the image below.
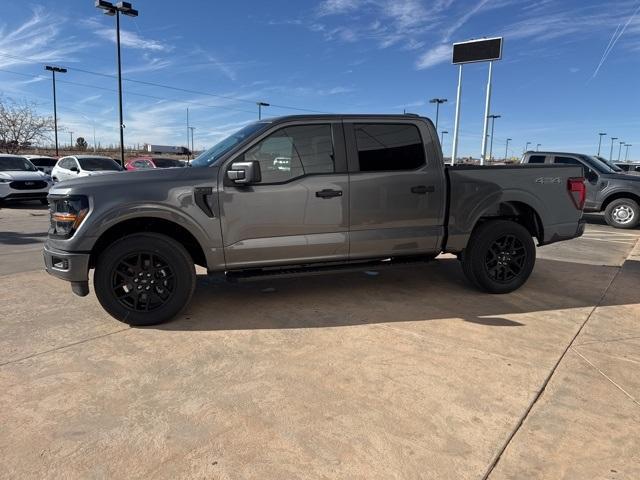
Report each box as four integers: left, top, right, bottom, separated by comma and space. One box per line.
522, 151, 640, 229
44, 115, 586, 326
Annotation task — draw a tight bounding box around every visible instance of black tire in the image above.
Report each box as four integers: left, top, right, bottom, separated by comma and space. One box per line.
461, 220, 536, 294
604, 198, 640, 229
94, 233, 196, 326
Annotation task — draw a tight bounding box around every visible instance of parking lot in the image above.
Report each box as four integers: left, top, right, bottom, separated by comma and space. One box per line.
1, 203, 639, 479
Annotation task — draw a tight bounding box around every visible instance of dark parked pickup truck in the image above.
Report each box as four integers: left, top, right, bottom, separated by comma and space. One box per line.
44, 115, 586, 326
522, 151, 640, 229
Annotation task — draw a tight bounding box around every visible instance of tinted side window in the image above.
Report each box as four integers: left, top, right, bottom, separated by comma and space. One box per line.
527, 155, 546, 164
354, 123, 425, 172
244, 124, 334, 183
554, 156, 582, 166
59, 158, 74, 169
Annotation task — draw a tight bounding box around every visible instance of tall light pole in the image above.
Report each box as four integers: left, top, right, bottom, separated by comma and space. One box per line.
70, 131, 74, 149
44, 66, 66, 156
525, 141, 531, 152
597, 132, 606, 156
505, 138, 512, 161
617, 140, 624, 161
624, 144, 632, 161
609, 137, 618, 161
536, 143, 542, 151
429, 98, 447, 131
257, 101, 269, 120
441, 130, 448, 145
487, 114, 501, 162
188, 126, 196, 157
95, 1, 139, 167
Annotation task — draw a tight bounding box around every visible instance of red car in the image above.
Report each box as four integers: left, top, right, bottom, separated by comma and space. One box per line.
125, 156, 186, 171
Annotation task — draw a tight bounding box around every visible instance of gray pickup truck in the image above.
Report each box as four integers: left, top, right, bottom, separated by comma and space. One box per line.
522, 151, 640, 229
44, 115, 586, 326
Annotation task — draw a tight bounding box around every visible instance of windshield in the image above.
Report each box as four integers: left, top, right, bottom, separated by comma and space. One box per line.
593, 156, 623, 173
0, 156, 38, 172
190, 122, 269, 167
28, 157, 57, 167
78, 157, 122, 171
153, 158, 184, 168
587, 155, 617, 174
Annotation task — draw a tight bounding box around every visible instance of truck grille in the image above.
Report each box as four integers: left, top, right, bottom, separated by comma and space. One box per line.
9, 180, 47, 190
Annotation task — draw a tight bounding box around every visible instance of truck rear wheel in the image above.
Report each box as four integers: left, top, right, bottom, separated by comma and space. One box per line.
94, 233, 196, 326
461, 220, 536, 294
604, 198, 640, 229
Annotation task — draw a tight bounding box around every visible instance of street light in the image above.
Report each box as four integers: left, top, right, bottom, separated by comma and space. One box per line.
487, 114, 501, 162
536, 143, 542, 151
609, 137, 618, 161
257, 101, 270, 120
95, 1, 139, 167
597, 132, 606, 156
429, 98, 447, 131
441, 130, 448, 145
44, 65, 67, 156
617, 140, 625, 161
505, 138, 512, 161
624, 144, 632, 161
525, 141, 531, 152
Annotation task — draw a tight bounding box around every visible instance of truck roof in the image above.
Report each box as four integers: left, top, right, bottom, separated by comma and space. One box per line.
258, 113, 428, 123
523, 150, 592, 157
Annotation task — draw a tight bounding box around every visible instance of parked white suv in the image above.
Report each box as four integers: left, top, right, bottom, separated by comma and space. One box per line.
51, 155, 123, 182
22, 155, 58, 175
0, 154, 53, 204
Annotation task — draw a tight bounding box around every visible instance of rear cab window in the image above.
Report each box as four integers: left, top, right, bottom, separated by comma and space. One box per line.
353, 123, 426, 172
526, 155, 546, 164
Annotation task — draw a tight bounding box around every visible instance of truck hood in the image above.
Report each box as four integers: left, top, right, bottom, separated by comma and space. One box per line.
49, 166, 218, 196
0, 170, 48, 181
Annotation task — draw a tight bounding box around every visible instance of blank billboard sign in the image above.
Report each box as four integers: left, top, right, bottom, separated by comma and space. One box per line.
452, 37, 503, 64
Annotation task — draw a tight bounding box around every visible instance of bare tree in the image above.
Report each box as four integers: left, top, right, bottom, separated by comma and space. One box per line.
0, 96, 54, 153
76, 137, 88, 151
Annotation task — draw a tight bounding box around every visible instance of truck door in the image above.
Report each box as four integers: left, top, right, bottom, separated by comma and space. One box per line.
219, 121, 349, 268
344, 120, 446, 259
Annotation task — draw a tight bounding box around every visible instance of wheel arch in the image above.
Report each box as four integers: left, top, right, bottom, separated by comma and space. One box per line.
601, 191, 640, 211
472, 201, 544, 243
89, 217, 207, 269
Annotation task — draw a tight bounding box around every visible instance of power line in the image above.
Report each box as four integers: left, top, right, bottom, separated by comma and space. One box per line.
0, 50, 330, 114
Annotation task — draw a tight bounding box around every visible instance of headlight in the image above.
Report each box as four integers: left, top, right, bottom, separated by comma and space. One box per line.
49, 196, 89, 238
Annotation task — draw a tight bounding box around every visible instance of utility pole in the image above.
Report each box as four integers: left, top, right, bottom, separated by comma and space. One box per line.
487, 114, 501, 162
95, 1, 139, 168
257, 101, 270, 120
186, 107, 190, 159
188, 126, 196, 158
505, 138, 512, 161
429, 98, 447, 131
70, 131, 74, 149
610, 137, 618, 161
597, 132, 606, 156
45, 66, 66, 156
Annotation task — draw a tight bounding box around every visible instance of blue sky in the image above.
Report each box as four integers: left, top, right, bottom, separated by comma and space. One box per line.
0, 0, 639, 159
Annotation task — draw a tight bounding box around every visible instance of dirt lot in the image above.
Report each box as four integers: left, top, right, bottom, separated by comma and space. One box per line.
1, 204, 639, 479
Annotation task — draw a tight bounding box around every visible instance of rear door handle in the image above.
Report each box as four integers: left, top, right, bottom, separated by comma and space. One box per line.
316, 189, 343, 199
411, 185, 435, 194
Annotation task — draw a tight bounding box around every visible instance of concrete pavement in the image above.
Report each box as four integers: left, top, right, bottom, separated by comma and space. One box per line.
0, 205, 639, 479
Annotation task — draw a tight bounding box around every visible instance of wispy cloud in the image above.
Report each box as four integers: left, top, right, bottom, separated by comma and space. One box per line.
0, 6, 87, 68
82, 18, 172, 52
415, 44, 451, 69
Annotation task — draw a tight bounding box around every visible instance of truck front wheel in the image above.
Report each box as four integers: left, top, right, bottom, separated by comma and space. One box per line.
94, 233, 196, 326
604, 198, 640, 229
461, 220, 536, 294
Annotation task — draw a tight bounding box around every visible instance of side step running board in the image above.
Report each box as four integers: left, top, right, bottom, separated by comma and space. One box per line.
223, 255, 436, 283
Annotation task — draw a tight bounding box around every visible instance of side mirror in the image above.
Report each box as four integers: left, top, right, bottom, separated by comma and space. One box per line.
227, 161, 261, 184
70, 166, 79, 173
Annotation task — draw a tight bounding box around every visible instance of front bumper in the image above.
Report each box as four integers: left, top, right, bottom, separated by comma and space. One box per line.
43, 243, 91, 296
0, 182, 51, 201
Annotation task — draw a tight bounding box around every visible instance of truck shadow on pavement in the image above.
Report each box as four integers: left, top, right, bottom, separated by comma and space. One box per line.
155, 257, 636, 332
0, 231, 47, 245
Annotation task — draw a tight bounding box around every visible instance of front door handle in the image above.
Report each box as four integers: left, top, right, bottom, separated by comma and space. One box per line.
315, 189, 343, 199
411, 185, 435, 194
